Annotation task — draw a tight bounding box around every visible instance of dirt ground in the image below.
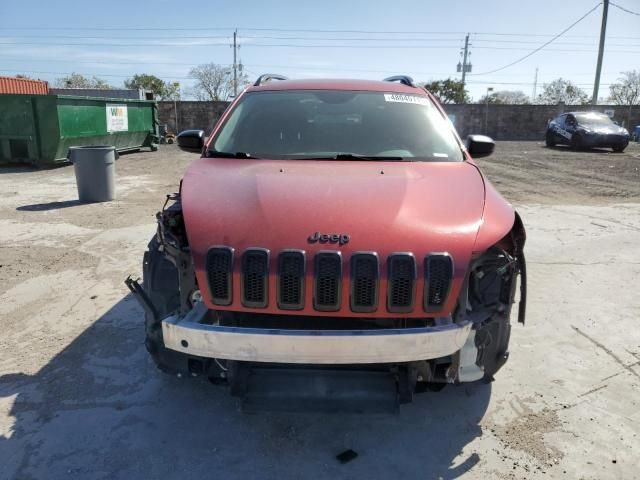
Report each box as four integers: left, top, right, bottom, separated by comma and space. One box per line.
478, 141, 640, 205
1, 142, 639, 479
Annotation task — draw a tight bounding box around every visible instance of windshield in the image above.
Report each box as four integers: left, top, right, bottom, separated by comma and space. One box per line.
575, 112, 615, 128
211, 90, 463, 161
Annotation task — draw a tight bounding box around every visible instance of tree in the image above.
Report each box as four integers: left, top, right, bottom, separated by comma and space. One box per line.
536, 78, 589, 105
608, 70, 640, 106
188, 63, 247, 101
608, 70, 640, 127
164, 81, 181, 101
55, 73, 111, 89
124, 74, 181, 100
478, 90, 530, 104
422, 78, 469, 104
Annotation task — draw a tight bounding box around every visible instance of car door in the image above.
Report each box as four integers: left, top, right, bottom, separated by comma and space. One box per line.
563, 114, 578, 142
548, 114, 564, 144
552, 114, 573, 144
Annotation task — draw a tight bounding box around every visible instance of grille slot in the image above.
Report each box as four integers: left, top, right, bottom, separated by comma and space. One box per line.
387, 253, 416, 313
278, 250, 305, 310
241, 249, 269, 308
314, 252, 342, 311
424, 254, 453, 311
206, 246, 234, 305
351, 253, 379, 312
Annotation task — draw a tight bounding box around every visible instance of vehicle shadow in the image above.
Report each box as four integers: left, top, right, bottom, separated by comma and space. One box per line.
0, 294, 491, 480
16, 200, 83, 211
0, 165, 40, 174
542, 144, 617, 154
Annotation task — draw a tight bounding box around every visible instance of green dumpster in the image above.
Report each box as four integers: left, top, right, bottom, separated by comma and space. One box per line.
0, 94, 159, 166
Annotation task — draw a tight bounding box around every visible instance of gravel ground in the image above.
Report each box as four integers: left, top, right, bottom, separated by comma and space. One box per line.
0, 142, 639, 479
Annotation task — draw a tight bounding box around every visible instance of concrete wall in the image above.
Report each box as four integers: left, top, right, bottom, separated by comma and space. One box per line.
158, 100, 640, 140
446, 103, 640, 140
158, 101, 229, 134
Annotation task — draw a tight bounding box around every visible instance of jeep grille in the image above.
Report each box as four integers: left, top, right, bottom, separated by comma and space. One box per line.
206, 247, 453, 314
278, 250, 305, 310
314, 252, 342, 311
387, 254, 417, 313
424, 254, 453, 311
351, 253, 379, 313
241, 249, 269, 308
206, 246, 234, 305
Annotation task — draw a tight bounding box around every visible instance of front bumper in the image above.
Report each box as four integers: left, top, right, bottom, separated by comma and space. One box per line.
583, 133, 629, 146
162, 302, 471, 364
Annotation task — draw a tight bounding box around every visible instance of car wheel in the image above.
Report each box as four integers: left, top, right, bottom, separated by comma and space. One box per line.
142, 236, 181, 372
571, 134, 583, 151
545, 132, 555, 148
612, 142, 628, 153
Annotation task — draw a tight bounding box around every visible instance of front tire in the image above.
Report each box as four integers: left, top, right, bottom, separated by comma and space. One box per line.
545, 131, 556, 148
612, 142, 628, 153
142, 236, 181, 372
571, 134, 583, 151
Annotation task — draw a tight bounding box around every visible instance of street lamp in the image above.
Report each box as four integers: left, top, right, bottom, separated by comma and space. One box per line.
485, 87, 494, 134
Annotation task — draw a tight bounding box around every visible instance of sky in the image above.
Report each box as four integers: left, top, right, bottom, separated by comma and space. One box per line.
1, 0, 639, 101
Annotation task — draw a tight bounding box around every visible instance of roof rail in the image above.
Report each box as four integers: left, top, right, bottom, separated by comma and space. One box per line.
253, 74, 288, 87
383, 75, 415, 87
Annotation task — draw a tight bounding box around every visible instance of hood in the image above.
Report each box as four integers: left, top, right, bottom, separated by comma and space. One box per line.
581, 124, 627, 135
182, 158, 488, 317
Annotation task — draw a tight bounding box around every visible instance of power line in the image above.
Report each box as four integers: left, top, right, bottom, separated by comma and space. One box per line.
0, 69, 613, 88
0, 26, 467, 34
470, 2, 603, 76
0, 40, 459, 48
0, 34, 233, 40
0, 69, 192, 79
0, 25, 625, 37
0, 57, 607, 78
0, 41, 232, 47
610, 1, 640, 15
5, 40, 639, 54
4, 34, 640, 47
4, 31, 640, 41
0, 57, 230, 66
0, 56, 604, 75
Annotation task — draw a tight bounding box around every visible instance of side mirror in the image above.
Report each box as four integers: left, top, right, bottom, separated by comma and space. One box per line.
177, 129, 205, 152
466, 135, 495, 158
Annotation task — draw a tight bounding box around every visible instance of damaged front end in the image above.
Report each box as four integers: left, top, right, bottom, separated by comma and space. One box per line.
452, 212, 526, 383
126, 185, 225, 378
126, 186, 526, 411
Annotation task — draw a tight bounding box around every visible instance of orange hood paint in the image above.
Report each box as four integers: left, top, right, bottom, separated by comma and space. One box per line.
182, 158, 507, 317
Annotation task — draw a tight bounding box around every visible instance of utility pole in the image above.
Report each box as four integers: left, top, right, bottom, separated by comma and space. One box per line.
532, 67, 539, 101
173, 82, 180, 133
232, 29, 238, 98
458, 33, 471, 86
485, 87, 494, 134
592, 0, 609, 105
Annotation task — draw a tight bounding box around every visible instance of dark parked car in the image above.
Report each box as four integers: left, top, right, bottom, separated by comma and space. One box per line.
546, 111, 630, 152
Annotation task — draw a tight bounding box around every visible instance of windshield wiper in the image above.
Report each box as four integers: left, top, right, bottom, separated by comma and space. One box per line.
208, 150, 260, 159
301, 154, 406, 161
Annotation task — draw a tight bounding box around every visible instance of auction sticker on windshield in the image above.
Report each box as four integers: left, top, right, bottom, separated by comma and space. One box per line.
384, 93, 430, 105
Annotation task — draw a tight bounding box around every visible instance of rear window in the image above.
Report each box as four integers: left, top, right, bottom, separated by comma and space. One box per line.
211, 90, 463, 161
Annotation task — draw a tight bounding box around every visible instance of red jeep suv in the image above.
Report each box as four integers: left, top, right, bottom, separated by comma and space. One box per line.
127, 75, 526, 413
